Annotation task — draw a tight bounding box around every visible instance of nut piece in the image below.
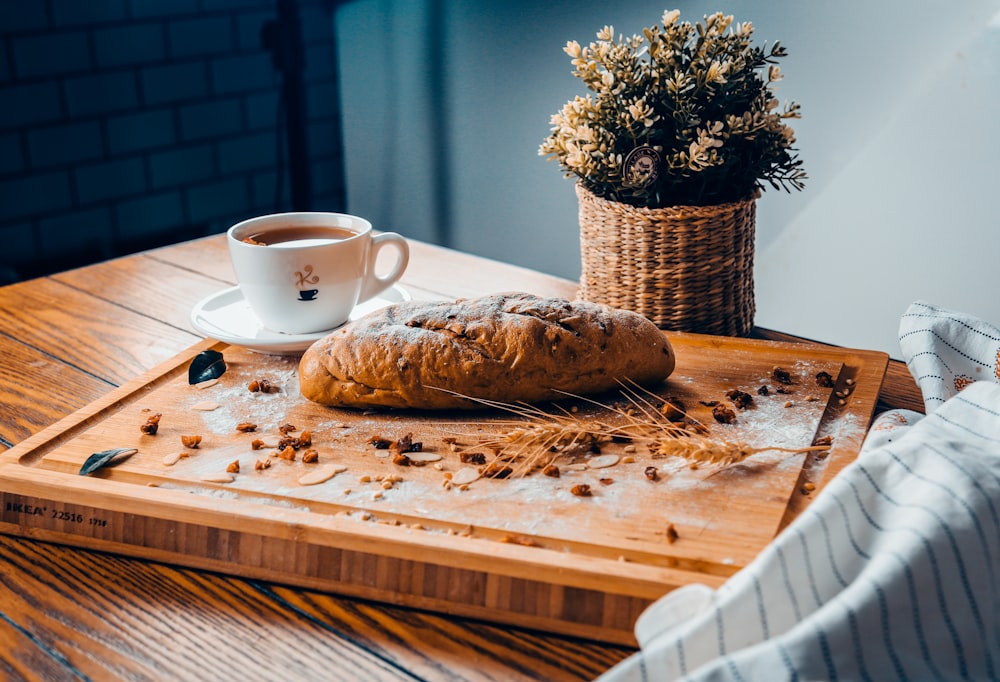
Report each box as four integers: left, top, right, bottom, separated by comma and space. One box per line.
659, 397, 686, 422
140, 413, 162, 435
726, 389, 753, 410
815, 371, 835, 388
570, 484, 592, 497
248, 378, 279, 393
482, 461, 513, 479
180, 434, 202, 449
644, 466, 659, 481
236, 422, 258, 433
772, 366, 793, 385
666, 523, 679, 544
712, 404, 736, 424
226, 460, 240, 473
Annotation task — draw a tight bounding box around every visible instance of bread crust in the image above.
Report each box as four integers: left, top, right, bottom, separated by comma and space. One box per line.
298, 292, 675, 410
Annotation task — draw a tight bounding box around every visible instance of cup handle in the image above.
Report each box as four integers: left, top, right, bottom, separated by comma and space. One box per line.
359, 232, 410, 302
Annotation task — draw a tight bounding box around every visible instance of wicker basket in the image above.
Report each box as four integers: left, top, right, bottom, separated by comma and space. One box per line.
577, 184, 757, 336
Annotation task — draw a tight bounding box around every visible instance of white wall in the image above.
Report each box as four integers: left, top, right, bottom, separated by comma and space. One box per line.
335, 1, 1000, 358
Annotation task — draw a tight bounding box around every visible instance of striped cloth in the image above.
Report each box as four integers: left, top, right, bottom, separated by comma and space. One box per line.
598, 302, 1000, 681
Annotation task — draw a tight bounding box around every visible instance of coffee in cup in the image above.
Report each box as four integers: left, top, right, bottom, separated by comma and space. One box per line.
227, 212, 409, 334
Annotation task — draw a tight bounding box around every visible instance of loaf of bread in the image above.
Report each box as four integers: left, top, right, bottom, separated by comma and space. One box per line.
298, 292, 675, 410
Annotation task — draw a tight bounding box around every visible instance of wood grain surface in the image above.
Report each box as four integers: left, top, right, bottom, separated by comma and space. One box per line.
0, 233, 921, 681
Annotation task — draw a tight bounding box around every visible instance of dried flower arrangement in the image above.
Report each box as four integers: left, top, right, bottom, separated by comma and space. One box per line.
539, 9, 807, 208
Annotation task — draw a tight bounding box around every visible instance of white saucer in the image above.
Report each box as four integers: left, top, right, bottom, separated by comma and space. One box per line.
190, 284, 411, 354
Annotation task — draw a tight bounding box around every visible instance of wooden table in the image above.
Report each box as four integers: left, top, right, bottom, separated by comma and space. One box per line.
0, 235, 923, 681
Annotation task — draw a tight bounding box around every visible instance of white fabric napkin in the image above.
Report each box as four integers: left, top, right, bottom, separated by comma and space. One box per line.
598, 301, 1000, 681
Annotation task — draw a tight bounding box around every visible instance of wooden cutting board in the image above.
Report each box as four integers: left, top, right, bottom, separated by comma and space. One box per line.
0, 333, 887, 645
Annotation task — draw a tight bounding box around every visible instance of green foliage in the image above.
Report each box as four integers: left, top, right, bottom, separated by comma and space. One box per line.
539, 10, 807, 208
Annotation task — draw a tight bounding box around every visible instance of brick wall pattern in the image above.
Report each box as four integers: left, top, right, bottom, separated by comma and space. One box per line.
0, 0, 345, 282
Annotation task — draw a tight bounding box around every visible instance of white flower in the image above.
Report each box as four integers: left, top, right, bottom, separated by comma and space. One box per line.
627, 99, 657, 128
662, 9, 681, 26
705, 61, 728, 84
596, 25, 614, 41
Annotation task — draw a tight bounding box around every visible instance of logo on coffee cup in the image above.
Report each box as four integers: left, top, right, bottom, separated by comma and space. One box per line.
295, 265, 320, 302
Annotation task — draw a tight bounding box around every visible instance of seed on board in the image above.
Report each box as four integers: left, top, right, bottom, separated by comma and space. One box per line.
666, 523, 679, 544
405, 451, 442, 464
451, 467, 481, 486
191, 401, 219, 411
298, 464, 347, 486
162, 451, 186, 466
587, 454, 620, 469
200, 472, 234, 483
460, 452, 486, 465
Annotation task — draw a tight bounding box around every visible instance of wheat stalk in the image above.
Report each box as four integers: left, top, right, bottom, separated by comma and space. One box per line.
434, 384, 830, 478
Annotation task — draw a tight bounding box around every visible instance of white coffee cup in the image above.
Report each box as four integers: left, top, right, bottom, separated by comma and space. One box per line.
227, 212, 409, 334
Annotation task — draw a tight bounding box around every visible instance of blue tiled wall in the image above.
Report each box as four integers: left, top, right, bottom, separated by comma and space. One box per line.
0, 0, 345, 283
